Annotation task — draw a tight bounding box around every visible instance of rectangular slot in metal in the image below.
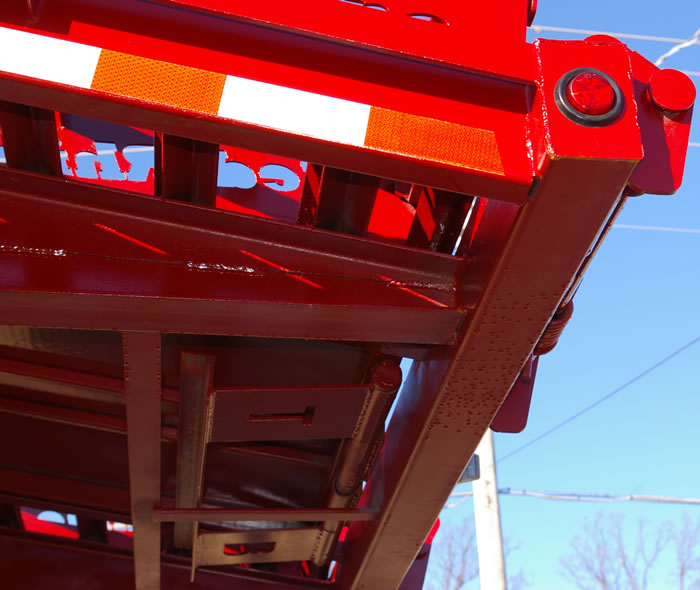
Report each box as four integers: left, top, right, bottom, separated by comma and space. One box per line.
210, 386, 368, 442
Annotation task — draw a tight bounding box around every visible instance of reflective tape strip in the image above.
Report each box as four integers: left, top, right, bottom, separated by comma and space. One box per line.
0, 26, 503, 175
92, 51, 227, 115
217, 76, 371, 147
365, 107, 505, 175
0, 27, 101, 89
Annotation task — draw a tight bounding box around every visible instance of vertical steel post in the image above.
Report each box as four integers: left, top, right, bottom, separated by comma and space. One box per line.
174, 353, 215, 550
123, 332, 162, 590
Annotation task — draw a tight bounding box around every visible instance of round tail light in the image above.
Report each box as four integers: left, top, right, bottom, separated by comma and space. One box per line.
555, 68, 623, 126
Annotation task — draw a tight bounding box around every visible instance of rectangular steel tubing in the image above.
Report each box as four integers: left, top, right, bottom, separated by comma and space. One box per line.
0, 280, 457, 343
148, 0, 532, 81
314, 168, 379, 235
0, 357, 177, 408
0, 395, 127, 434
77, 517, 108, 543
173, 353, 214, 549
0, 170, 460, 342
123, 332, 162, 590
0, 74, 531, 203
0, 491, 131, 524
0, 166, 459, 285
0, 503, 23, 529
296, 164, 323, 225
0, 392, 180, 441
0, 440, 329, 518
407, 188, 475, 253
0, 101, 61, 175
338, 152, 638, 589
155, 134, 219, 206
0, 367, 371, 443
0, 468, 132, 517
0, 529, 329, 589
0, 357, 125, 405
154, 507, 378, 522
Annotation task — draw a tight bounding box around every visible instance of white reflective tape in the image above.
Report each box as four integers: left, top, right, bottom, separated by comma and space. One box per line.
218, 76, 371, 146
0, 27, 101, 89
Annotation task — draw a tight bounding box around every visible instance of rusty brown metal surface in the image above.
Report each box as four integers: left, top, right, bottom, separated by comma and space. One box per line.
194, 527, 321, 569
211, 385, 369, 442
174, 353, 215, 549
153, 507, 378, 523
123, 332, 163, 590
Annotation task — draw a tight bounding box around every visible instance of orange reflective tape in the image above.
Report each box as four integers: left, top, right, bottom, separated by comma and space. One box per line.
364, 107, 504, 175
91, 50, 226, 115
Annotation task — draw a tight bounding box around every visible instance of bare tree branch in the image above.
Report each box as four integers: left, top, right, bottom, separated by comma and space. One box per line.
671, 513, 700, 590
559, 512, 687, 590
430, 518, 479, 590
429, 516, 528, 590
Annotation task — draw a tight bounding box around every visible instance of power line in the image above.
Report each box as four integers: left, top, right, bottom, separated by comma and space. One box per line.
448, 489, 700, 507
529, 25, 700, 75
655, 27, 700, 66
497, 335, 700, 463
614, 224, 700, 234
529, 25, 700, 45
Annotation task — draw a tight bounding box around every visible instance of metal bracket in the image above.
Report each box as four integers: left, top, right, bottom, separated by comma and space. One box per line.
173, 353, 215, 549
193, 527, 321, 573
210, 385, 368, 442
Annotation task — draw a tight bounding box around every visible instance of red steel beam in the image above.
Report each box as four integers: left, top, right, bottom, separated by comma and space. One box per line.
0, 395, 128, 435
173, 353, 214, 549
153, 507, 378, 523
0, 72, 531, 203
313, 168, 380, 235
0, 5, 534, 203
155, 134, 219, 206
338, 40, 644, 589
0, 168, 461, 342
0, 529, 329, 590
150, 0, 533, 81
0, 101, 61, 175
123, 332, 162, 590
0, 468, 132, 517
0, 490, 131, 525
0, 415, 334, 515
0, 357, 125, 404
342, 162, 637, 590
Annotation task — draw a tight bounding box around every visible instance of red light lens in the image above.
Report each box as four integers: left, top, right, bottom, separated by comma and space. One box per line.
565, 72, 616, 116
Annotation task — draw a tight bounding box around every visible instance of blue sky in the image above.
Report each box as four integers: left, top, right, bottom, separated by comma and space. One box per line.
427, 1, 700, 588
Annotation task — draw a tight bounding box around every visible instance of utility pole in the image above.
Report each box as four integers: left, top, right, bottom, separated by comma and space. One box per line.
472, 429, 507, 590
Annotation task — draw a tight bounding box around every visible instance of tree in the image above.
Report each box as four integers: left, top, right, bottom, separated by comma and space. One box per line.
430, 518, 479, 590
671, 513, 700, 590
559, 512, 700, 590
428, 517, 527, 590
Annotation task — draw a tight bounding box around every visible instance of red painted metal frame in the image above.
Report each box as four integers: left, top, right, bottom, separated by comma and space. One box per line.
0, 1, 694, 589
0, 0, 534, 203
150, 0, 533, 80
0, 529, 330, 590
0, 168, 460, 342
123, 333, 163, 589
